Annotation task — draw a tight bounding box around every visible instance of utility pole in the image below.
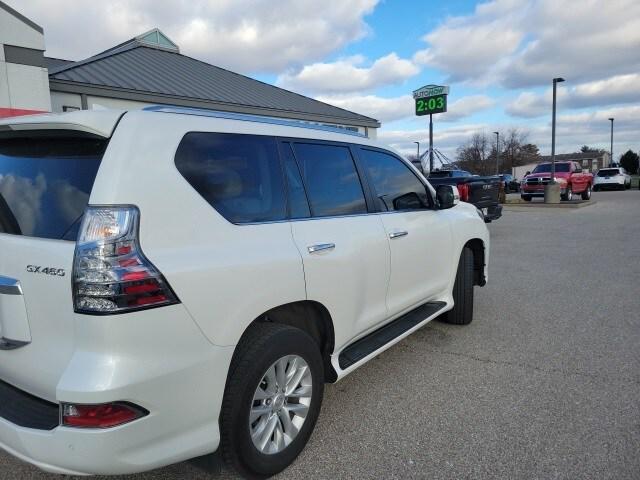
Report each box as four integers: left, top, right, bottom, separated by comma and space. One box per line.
429, 114, 434, 173
545, 77, 564, 203
608, 118, 614, 166
493, 131, 500, 174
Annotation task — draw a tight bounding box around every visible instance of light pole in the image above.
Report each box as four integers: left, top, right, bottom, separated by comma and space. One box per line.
493, 131, 500, 174
608, 118, 614, 166
545, 77, 564, 203
414, 141, 420, 159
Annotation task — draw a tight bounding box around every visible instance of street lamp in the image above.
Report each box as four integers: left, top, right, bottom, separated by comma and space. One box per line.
608, 118, 614, 167
493, 131, 500, 174
545, 77, 565, 203
414, 141, 420, 159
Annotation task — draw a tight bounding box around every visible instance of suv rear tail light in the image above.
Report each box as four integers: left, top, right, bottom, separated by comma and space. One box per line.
61, 402, 148, 428
73, 206, 178, 314
457, 183, 470, 202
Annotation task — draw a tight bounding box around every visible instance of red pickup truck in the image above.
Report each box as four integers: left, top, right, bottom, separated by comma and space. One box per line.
521, 161, 593, 201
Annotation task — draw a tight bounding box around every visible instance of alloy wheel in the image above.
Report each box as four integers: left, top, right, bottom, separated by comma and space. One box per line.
249, 355, 312, 455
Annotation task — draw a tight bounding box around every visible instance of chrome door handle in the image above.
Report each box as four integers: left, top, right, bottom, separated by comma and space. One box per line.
0, 276, 22, 295
389, 231, 408, 239
307, 243, 335, 254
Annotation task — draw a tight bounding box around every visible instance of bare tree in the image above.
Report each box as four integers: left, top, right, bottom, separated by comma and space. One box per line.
456, 132, 490, 174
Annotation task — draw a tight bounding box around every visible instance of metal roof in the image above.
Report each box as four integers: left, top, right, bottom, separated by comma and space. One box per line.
48, 40, 380, 128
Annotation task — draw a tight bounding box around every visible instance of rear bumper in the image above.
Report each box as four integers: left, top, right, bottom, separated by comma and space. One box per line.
0, 305, 234, 475
594, 180, 625, 188
483, 204, 502, 222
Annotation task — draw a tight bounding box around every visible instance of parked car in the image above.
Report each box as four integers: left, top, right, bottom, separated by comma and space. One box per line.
0, 107, 490, 479
593, 167, 631, 190
520, 161, 593, 201
428, 169, 503, 222
499, 173, 519, 193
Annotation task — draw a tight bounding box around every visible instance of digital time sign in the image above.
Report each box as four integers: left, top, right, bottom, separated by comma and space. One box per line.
415, 94, 447, 116
413, 84, 449, 117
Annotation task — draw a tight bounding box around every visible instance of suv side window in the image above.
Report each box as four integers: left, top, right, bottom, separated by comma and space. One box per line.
359, 148, 430, 211
175, 132, 286, 224
292, 142, 367, 217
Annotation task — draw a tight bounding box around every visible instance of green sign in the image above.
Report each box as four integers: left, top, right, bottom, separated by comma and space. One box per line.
415, 94, 447, 116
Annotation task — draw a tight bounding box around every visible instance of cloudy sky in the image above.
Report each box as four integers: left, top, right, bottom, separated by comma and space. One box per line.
10, 0, 640, 160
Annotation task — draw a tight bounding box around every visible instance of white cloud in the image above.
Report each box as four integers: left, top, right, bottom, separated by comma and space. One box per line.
278, 53, 419, 94
378, 104, 640, 164
8, 0, 379, 73
413, 0, 640, 88
315, 94, 414, 123
413, 2, 525, 82
316, 94, 494, 124
506, 74, 640, 118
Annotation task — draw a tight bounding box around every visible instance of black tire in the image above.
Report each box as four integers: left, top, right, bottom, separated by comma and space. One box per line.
625, 183, 630, 190
581, 184, 592, 200
521, 195, 532, 202
593, 185, 599, 192
220, 323, 324, 479
443, 247, 474, 325
561, 185, 572, 201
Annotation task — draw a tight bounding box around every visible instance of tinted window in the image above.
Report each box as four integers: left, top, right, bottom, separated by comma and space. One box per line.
429, 171, 452, 178
533, 163, 571, 173
597, 169, 621, 177
175, 133, 286, 223
292, 143, 367, 217
0, 132, 105, 240
359, 149, 429, 211
280, 143, 310, 219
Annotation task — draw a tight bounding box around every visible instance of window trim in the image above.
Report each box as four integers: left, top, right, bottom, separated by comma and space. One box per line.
354, 145, 435, 213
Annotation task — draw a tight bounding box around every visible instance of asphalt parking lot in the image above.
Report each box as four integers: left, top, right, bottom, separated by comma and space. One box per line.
2, 189, 639, 480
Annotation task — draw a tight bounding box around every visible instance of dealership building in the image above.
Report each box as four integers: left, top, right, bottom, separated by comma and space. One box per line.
0, 1, 380, 137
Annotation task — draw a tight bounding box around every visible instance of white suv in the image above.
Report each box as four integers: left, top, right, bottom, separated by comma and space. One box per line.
0, 106, 489, 478
593, 167, 631, 190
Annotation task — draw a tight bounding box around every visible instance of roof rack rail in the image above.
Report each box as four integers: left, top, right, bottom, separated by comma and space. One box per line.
143, 105, 367, 137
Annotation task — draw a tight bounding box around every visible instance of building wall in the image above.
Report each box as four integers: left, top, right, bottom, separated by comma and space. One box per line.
0, 6, 51, 115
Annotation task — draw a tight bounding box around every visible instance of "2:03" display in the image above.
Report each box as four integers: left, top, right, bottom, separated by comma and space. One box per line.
415, 94, 447, 116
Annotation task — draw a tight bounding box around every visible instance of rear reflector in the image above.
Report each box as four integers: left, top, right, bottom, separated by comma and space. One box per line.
73, 206, 179, 314
61, 402, 148, 429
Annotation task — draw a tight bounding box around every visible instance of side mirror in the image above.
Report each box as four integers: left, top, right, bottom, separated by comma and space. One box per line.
436, 185, 459, 209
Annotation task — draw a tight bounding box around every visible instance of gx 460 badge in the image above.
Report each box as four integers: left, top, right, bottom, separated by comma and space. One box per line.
26, 265, 66, 277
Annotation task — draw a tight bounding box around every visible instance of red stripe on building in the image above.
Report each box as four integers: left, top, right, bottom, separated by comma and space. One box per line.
0, 107, 48, 118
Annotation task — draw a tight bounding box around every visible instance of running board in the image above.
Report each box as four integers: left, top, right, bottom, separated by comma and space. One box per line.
338, 301, 447, 369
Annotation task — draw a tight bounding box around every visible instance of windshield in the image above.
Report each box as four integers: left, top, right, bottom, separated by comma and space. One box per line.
532, 163, 570, 173
597, 169, 621, 177
0, 131, 106, 240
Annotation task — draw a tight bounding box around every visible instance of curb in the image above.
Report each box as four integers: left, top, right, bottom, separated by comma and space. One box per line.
503, 200, 597, 209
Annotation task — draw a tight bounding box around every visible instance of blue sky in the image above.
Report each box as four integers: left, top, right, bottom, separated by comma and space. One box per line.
13, 0, 640, 161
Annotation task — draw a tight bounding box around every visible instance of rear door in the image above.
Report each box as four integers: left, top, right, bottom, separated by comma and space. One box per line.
357, 147, 454, 316
0, 129, 107, 399
284, 141, 390, 349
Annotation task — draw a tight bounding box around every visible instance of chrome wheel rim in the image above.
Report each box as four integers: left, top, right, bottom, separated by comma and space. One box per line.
249, 355, 312, 455
567, 188, 572, 200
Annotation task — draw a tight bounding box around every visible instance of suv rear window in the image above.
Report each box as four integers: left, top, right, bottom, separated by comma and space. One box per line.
597, 169, 620, 177
0, 131, 106, 240
175, 133, 286, 224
